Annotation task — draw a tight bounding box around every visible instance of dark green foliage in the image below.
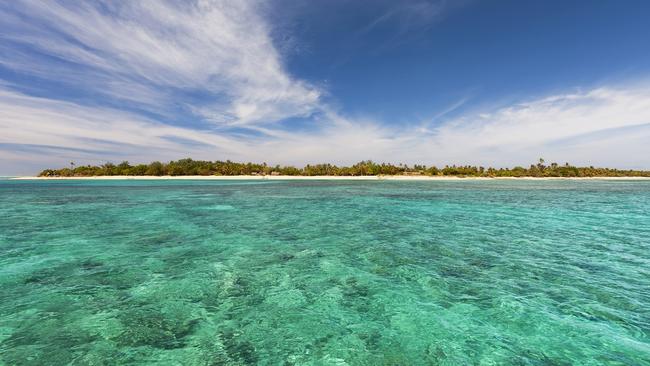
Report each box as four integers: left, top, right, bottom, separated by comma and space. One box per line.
38, 158, 650, 177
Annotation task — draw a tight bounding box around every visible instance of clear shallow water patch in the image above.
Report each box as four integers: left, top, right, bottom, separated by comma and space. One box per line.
202, 205, 236, 211
0, 179, 649, 365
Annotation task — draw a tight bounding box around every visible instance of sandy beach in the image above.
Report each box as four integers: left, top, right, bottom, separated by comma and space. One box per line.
11, 175, 650, 181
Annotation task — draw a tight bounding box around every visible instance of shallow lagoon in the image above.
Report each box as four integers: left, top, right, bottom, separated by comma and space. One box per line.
1, 179, 649, 365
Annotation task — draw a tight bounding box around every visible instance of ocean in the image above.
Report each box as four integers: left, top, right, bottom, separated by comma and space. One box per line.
1, 179, 649, 365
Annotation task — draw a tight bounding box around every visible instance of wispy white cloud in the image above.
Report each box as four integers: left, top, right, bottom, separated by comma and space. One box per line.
250, 84, 650, 169
2, 83, 650, 175
0, 0, 320, 126
357, 0, 451, 37
0, 88, 234, 156
408, 85, 650, 168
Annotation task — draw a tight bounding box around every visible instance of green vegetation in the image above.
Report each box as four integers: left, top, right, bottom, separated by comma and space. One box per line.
38, 158, 650, 177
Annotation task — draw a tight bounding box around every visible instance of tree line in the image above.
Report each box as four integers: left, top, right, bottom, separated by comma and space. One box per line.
38, 158, 650, 177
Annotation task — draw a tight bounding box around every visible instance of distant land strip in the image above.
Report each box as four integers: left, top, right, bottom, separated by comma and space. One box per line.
36, 158, 650, 178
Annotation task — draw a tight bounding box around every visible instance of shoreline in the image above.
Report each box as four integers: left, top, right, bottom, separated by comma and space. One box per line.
10, 175, 650, 181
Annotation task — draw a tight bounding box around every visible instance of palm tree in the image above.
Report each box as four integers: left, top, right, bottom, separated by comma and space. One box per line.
537, 158, 546, 171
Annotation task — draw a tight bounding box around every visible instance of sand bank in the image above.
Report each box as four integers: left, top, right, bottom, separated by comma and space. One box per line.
11, 175, 650, 181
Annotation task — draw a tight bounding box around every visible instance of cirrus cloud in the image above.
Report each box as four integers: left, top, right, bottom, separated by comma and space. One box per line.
0, 0, 320, 126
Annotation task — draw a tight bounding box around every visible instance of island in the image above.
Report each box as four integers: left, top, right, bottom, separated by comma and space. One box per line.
34, 158, 650, 178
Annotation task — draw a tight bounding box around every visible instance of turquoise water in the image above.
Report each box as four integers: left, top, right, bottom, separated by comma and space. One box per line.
1, 179, 649, 365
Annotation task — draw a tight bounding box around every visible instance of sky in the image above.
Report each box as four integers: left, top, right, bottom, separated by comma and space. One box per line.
1, 0, 650, 175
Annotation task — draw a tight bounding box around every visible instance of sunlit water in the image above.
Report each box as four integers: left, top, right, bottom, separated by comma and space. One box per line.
1, 179, 649, 365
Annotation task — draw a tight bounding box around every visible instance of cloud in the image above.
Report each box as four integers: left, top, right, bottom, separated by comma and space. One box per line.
0, 88, 235, 158
3, 82, 650, 175
357, 0, 452, 37
235, 83, 650, 169
0, 0, 320, 126
0, 87, 389, 172
422, 86, 650, 167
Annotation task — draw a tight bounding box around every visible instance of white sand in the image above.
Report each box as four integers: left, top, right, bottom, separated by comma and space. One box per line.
11, 175, 650, 180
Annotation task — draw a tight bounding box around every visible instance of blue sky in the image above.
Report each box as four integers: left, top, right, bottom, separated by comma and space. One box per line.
1, 0, 650, 174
